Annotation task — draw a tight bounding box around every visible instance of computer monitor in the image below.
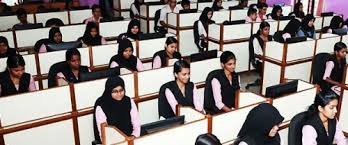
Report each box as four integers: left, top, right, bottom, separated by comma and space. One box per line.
145, 1, 163, 5
321, 12, 334, 17
279, 16, 294, 20
179, 9, 198, 14
80, 68, 120, 82
46, 41, 82, 51
13, 23, 43, 30
140, 116, 185, 136
265, 80, 298, 98
333, 28, 348, 36
285, 36, 307, 43
228, 6, 244, 10
223, 20, 246, 25
190, 50, 218, 62
138, 32, 165, 40
100, 17, 124, 22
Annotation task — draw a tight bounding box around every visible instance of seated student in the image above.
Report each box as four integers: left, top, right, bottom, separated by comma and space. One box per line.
302, 91, 347, 145
322, 16, 348, 34
79, 22, 107, 47
65, 0, 83, 10
230, 0, 248, 10
12, 8, 32, 29
130, 0, 140, 19
55, 48, 89, 83
0, 36, 16, 58
152, 37, 182, 69
245, 7, 261, 23
211, 0, 223, 11
268, 5, 283, 20
159, 60, 203, 118
274, 18, 301, 42
45, 18, 64, 27
0, 54, 36, 96
257, 3, 268, 21
321, 42, 347, 95
93, 76, 141, 142
298, 14, 316, 39
234, 103, 284, 145
204, 51, 240, 115
178, 0, 191, 10
249, 21, 272, 71
288, 2, 305, 19
117, 19, 141, 42
39, 27, 63, 53
195, 133, 222, 145
84, 4, 103, 24
194, 7, 215, 51
158, 0, 182, 29
109, 38, 144, 71
257, 0, 267, 4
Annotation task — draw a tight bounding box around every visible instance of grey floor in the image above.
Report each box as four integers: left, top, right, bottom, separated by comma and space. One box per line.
239, 71, 261, 94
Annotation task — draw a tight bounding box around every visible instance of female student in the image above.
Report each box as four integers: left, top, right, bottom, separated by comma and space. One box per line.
93, 76, 141, 142
84, 4, 103, 24
204, 51, 240, 115
158, 60, 204, 119
249, 21, 272, 71
12, 8, 32, 29
298, 14, 316, 39
234, 103, 284, 145
212, 0, 223, 11
0, 36, 16, 58
274, 18, 301, 42
268, 5, 283, 20
152, 37, 182, 69
257, 3, 268, 21
195, 133, 222, 145
55, 48, 89, 84
322, 16, 348, 34
39, 27, 63, 53
245, 7, 261, 23
302, 91, 347, 145
130, 0, 140, 19
80, 22, 107, 46
117, 19, 141, 41
158, 0, 182, 29
194, 7, 215, 51
321, 42, 347, 95
0, 54, 36, 96
289, 2, 305, 19
109, 38, 144, 71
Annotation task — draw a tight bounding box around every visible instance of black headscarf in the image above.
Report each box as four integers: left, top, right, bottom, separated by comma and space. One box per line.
47, 27, 62, 44
236, 103, 284, 145
199, 7, 215, 31
0, 36, 16, 58
301, 14, 315, 33
212, 0, 223, 11
283, 19, 301, 37
109, 38, 138, 71
126, 19, 141, 40
329, 16, 344, 30
270, 5, 283, 20
81, 22, 102, 46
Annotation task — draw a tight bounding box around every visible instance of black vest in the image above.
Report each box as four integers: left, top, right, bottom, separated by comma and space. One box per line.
0, 71, 31, 96
204, 69, 240, 115
329, 56, 346, 83
61, 66, 89, 83
304, 115, 336, 145
152, 50, 182, 68
158, 81, 195, 119
109, 54, 138, 71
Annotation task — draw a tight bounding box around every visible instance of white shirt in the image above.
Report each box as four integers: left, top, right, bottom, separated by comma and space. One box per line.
130, 3, 140, 17
158, 5, 182, 26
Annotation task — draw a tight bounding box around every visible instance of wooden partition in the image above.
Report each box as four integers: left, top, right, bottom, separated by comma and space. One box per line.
190, 58, 221, 85
15, 27, 50, 48
230, 9, 248, 21
315, 33, 341, 54
167, 12, 201, 56
0, 31, 15, 48
35, 11, 69, 25
342, 35, 348, 45
60, 24, 86, 42
178, 106, 206, 123
211, 10, 231, 24
314, 16, 324, 31
139, 3, 165, 33
137, 37, 166, 61
99, 20, 131, 39
101, 123, 128, 145
261, 40, 315, 95
69, 9, 92, 24
113, 0, 133, 18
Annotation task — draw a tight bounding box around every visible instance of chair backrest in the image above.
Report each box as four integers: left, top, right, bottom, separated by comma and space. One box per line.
311, 53, 331, 85
288, 112, 306, 145
193, 20, 202, 51
154, 9, 161, 31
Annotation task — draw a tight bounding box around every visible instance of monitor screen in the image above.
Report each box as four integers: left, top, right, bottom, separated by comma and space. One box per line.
138, 32, 165, 40
13, 23, 43, 30
321, 12, 334, 17
100, 17, 124, 22
47, 41, 82, 51
179, 9, 198, 14
80, 68, 120, 82
285, 36, 307, 43
190, 50, 218, 62
265, 80, 298, 98
223, 20, 246, 25
140, 116, 185, 136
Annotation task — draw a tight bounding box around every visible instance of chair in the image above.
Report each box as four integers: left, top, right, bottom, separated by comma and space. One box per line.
245, 35, 262, 89
47, 61, 68, 88
311, 53, 331, 91
193, 20, 205, 52
154, 9, 167, 34
288, 112, 306, 145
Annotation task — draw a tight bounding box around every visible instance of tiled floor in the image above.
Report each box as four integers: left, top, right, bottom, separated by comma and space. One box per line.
239, 71, 261, 94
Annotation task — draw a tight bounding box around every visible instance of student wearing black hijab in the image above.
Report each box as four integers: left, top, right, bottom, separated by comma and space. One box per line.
204, 51, 240, 115
39, 27, 63, 53
234, 103, 284, 145
212, 0, 223, 11
158, 60, 203, 119
298, 14, 316, 39
289, 2, 305, 19
274, 18, 301, 43
79, 22, 106, 46
268, 5, 283, 20
194, 7, 215, 52
130, 0, 141, 19
152, 37, 182, 69
195, 133, 222, 145
109, 38, 144, 71
302, 91, 346, 145
0, 36, 16, 58
93, 76, 141, 142
322, 16, 348, 34
117, 19, 141, 42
